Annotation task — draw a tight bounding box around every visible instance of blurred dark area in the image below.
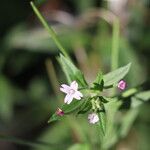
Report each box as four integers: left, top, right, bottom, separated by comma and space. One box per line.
0, 0, 149, 150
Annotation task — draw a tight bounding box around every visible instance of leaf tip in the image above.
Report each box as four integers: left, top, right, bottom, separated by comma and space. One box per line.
127, 62, 132, 68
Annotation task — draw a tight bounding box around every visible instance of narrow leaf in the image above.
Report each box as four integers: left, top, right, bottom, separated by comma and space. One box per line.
58, 54, 88, 87
48, 100, 85, 123
30, 1, 69, 59
102, 99, 122, 149
135, 91, 150, 101
104, 63, 131, 87
131, 97, 143, 108
98, 111, 106, 138
92, 72, 104, 91
77, 98, 92, 115
131, 91, 150, 108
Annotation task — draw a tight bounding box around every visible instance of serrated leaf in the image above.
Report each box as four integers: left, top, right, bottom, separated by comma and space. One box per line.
58, 54, 88, 87
103, 63, 131, 87
48, 100, 85, 123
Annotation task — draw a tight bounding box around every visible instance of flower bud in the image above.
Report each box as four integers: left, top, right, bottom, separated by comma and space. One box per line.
56, 108, 64, 116
117, 80, 126, 90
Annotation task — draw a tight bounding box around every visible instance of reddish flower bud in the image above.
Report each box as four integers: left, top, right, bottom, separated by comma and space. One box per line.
118, 80, 126, 90
56, 108, 64, 116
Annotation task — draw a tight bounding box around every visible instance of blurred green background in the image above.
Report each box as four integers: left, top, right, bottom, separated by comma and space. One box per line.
0, 0, 149, 150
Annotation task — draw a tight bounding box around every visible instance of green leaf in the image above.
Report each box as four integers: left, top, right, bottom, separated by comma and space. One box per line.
48, 43, 88, 123
102, 99, 122, 149
92, 72, 104, 91
58, 54, 88, 87
98, 111, 106, 141
104, 63, 131, 87
30, 1, 69, 59
131, 97, 143, 108
48, 100, 85, 123
93, 72, 103, 85
122, 88, 137, 98
77, 98, 92, 115
135, 91, 150, 101
131, 91, 150, 108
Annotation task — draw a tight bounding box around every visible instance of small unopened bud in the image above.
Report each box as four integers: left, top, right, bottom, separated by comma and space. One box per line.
56, 108, 64, 116
118, 80, 126, 90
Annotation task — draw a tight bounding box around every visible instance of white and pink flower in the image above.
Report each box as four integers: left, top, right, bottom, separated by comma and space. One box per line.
60, 81, 83, 104
88, 113, 99, 124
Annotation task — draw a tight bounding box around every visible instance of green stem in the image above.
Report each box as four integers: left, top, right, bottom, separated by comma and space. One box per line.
111, 18, 120, 71
30, 1, 70, 59
122, 88, 138, 98
103, 85, 113, 89
97, 113, 104, 144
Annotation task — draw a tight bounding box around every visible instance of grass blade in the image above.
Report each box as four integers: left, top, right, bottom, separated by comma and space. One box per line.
30, 1, 69, 59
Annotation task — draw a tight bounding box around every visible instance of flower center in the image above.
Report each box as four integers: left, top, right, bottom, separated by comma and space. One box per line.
69, 89, 75, 95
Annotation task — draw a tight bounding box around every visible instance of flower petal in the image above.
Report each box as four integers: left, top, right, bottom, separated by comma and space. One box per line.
73, 91, 83, 100
64, 94, 74, 104
60, 84, 70, 93
88, 113, 99, 124
70, 81, 78, 90
93, 115, 99, 123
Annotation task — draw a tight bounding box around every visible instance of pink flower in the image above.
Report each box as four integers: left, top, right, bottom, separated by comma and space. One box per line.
56, 108, 64, 116
88, 113, 99, 124
60, 81, 83, 104
117, 80, 126, 90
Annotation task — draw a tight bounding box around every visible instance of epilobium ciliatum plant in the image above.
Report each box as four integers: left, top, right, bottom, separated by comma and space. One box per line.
30, 2, 150, 149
